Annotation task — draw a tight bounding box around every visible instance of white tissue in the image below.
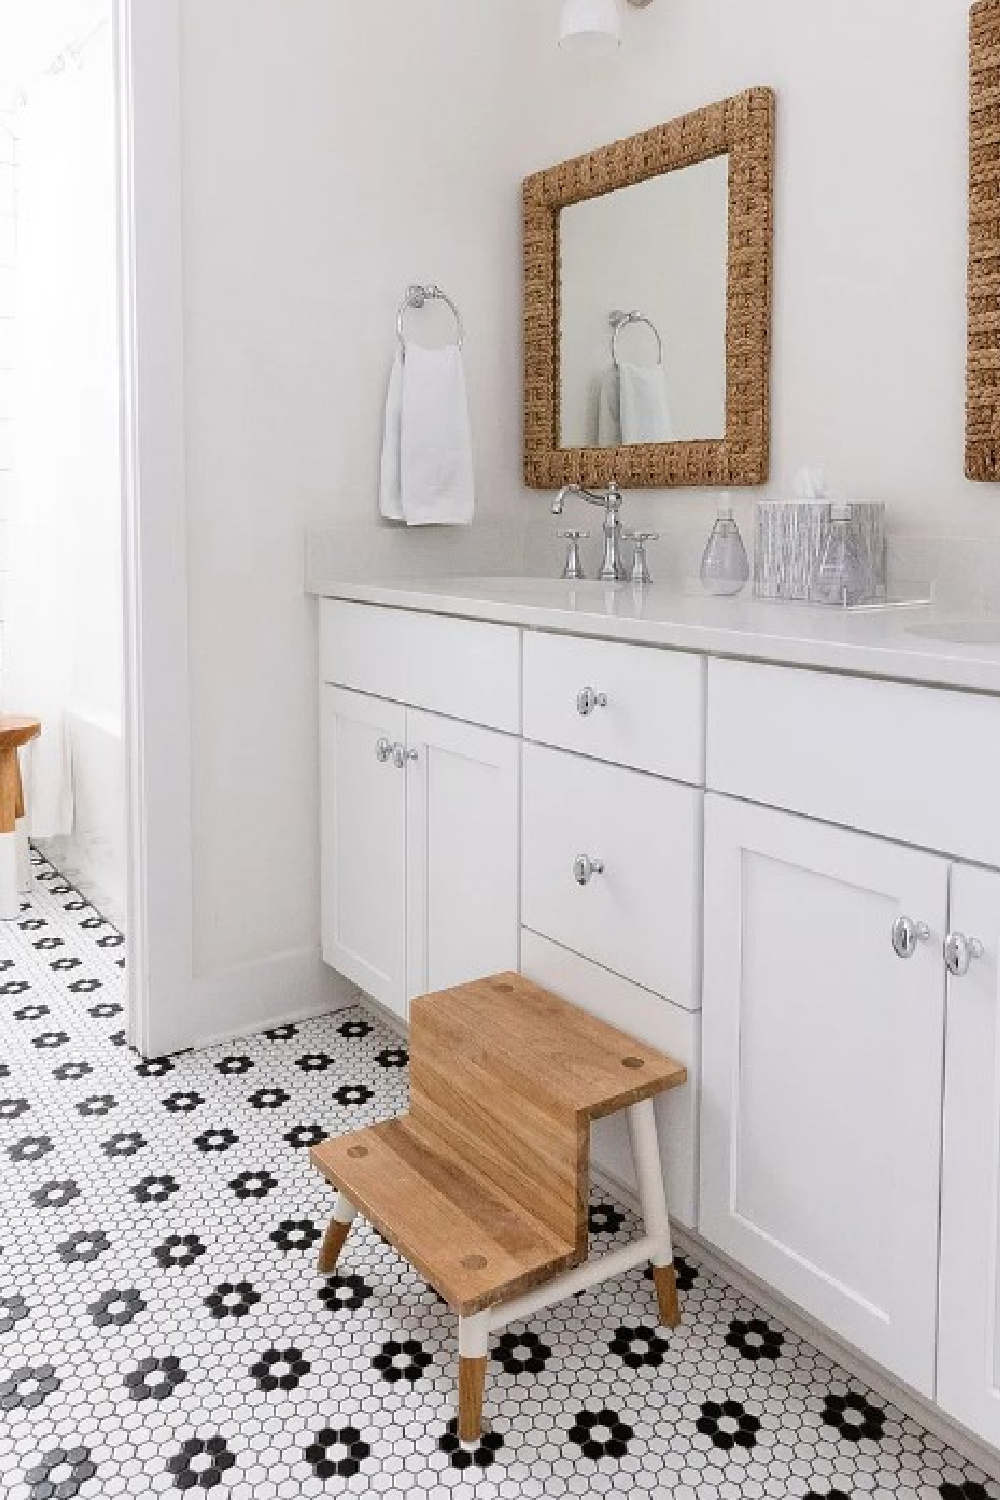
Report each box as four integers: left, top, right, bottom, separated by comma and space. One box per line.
793, 465, 830, 502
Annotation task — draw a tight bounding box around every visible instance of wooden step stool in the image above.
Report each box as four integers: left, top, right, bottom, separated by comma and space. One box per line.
0, 717, 41, 922
310, 972, 687, 1445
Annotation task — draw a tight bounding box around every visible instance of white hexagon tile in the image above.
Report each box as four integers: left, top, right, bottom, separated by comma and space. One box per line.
1, 851, 998, 1500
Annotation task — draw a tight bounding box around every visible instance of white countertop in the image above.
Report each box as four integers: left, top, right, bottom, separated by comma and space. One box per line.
311, 575, 1000, 694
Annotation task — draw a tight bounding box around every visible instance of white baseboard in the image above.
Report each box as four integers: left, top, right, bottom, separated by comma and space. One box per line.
588, 1160, 1000, 1482
146, 950, 357, 1057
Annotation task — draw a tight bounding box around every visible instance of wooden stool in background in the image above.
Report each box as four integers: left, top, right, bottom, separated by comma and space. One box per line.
311, 973, 687, 1447
0, 717, 41, 921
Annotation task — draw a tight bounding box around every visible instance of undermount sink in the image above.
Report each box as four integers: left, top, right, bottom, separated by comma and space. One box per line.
905, 620, 1000, 645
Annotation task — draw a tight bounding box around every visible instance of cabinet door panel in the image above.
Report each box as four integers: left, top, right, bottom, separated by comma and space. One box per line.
701, 795, 947, 1395
939, 864, 1000, 1446
406, 711, 519, 1003
320, 687, 406, 1017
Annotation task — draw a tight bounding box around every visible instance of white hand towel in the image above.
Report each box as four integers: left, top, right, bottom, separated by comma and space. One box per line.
379, 350, 405, 521
618, 359, 674, 445
399, 343, 474, 526
597, 366, 621, 446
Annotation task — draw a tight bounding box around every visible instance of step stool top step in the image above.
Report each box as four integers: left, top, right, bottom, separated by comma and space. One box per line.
411, 972, 687, 1122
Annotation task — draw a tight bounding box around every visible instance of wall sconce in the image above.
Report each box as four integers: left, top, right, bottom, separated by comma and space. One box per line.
559, 0, 655, 57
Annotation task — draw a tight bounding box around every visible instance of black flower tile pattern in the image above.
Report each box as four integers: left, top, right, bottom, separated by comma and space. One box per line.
0, 849, 996, 1500
726, 1312, 785, 1362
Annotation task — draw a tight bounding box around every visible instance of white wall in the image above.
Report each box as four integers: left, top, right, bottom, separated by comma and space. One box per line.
0, 118, 14, 707
519, 0, 987, 579
178, 1, 535, 984
169, 0, 992, 1035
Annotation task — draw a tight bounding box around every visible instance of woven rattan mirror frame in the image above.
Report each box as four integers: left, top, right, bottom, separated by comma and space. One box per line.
523, 88, 775, 490
968, 0, 1000, 480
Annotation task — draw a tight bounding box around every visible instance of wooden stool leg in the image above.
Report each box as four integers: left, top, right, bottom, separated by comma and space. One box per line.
458, 1311, 489, 1446
651, 1263, 680, 1327
0, 748, 19, 922
458, 1357, 487, 1445
627, 1098, 681, 1329
317, 1192, 358, 1274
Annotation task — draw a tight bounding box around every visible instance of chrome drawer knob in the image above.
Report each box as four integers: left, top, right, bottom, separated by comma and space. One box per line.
375, 737, 393, 764
944, 932, 984, 977
892, 915, 930, 959
574, 854, 605, 887
576, 686, 608, 717
392, 743, 418, 770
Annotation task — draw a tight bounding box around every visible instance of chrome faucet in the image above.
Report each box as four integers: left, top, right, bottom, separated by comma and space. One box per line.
551, 481, 627, 582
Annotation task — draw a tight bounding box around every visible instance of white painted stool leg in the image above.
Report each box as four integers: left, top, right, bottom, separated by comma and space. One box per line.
15, 817, 30, 893
317, 1192, 358, 1275
627, 1097, 680, 1326
457, 1311, 490, 1448
0, 830, 17, 921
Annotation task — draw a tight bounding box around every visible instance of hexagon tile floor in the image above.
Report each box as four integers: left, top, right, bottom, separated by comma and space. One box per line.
2, 855, 999, 1500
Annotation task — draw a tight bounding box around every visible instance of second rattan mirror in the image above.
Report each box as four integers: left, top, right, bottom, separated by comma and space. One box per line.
523, 88, 775, 490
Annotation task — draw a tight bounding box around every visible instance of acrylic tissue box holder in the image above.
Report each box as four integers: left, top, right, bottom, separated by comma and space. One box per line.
753, 501, 887, 604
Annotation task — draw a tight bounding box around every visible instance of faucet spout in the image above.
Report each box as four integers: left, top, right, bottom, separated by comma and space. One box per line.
549, 481, 628, 581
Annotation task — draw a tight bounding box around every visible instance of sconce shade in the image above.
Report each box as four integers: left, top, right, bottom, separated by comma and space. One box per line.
559, 0, 622, 56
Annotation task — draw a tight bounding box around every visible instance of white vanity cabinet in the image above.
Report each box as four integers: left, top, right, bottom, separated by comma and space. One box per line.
703, 655, 1000, 1421
319, 603, 521, 1022
700, 793, 948, 1395
938, 864, 1000, 1447
317, 588, 1000, 1451
321, 686, 407, 1012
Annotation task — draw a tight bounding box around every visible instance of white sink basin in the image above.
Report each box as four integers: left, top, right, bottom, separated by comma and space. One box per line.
905, 620, 1000, 645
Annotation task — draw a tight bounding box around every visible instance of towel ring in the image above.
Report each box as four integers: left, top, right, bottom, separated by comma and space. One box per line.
610, 309, 663, 367
396, 284, 465, 352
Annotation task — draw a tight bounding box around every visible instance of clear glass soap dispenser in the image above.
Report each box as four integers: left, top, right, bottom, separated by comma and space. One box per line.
700, 494, 750, 596
810, 502, 866, 607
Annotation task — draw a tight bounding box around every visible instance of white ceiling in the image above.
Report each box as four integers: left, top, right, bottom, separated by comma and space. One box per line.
0, 0, 106, 109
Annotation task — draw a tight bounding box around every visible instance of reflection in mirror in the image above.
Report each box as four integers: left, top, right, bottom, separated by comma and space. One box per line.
559, 156, 729, 449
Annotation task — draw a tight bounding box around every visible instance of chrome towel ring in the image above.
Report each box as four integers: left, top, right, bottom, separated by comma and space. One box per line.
396, 284, 465, 352
610, 308, 663, 367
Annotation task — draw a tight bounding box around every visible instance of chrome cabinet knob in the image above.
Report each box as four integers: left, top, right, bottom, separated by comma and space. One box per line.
576, 686, 608, 717
392, 743, 418, 770
944, 932, 985, 977
892, 915, 930, 959
574, 854, 605, 887
375, 737, 393, 764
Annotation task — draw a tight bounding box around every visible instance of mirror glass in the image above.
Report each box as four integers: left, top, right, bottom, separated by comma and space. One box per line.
559, 155, 729, 450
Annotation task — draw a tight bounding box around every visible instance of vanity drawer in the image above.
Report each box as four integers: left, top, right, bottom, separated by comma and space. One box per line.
708, 658, 1000, 865
521, 931, 700, 1228
523, 630, 704, 783
522, 743, 702, 1009
320, 600, 520, 734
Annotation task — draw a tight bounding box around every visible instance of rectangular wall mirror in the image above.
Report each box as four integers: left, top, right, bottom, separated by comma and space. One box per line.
524, 88, 774, 490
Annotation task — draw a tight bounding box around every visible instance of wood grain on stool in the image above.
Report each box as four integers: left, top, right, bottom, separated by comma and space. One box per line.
310, 972, 688, 1444
458, 1356, 487, 1445
317, 1218, 352, 1275
0, 718, 41, 835
653, 1263, 681, 1328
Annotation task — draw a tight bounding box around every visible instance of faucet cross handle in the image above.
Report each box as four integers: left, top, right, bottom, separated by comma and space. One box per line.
557, 530, 590, 581
624, 531, 660, 586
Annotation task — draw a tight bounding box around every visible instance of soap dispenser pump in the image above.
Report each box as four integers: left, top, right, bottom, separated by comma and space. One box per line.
700, 494, 749, 596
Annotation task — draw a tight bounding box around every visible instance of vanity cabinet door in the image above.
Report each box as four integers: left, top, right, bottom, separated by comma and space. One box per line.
700, 794, 948, 1396
320, 687, 407, 1018
405, 711, 519, 1005
938, 864, 1000, 1448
